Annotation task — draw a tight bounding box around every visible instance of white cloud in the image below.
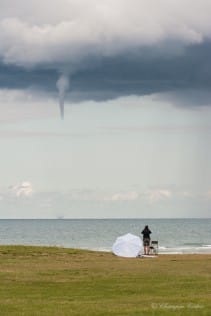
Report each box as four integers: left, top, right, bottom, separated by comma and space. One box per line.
0, 186, 210, 218
9, 181, 34, 197
104, 191, 139, 201
58, 189, 139, 201
0, 1, 211, 68
181, 191, 194, 198
146, 189, 172, 203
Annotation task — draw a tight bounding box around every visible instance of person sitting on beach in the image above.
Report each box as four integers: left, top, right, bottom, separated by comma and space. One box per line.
141, 225, 152, 255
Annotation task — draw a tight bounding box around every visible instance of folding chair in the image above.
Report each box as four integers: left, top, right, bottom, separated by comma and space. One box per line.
149, 240, 158, 255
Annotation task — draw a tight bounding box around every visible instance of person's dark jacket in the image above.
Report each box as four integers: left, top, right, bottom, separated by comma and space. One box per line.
141, 228, 151, 239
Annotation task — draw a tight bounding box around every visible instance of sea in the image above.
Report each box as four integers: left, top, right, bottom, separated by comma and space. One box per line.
0, 218, 210, 254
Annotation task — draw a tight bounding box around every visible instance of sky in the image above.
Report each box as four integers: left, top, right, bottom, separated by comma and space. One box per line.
0, 0, 211, 218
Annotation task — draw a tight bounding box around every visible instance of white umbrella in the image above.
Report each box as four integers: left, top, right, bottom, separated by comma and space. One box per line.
112, 233, 142, 258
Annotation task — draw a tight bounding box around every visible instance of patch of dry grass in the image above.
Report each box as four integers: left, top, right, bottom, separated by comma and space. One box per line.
0, 246, 210, 315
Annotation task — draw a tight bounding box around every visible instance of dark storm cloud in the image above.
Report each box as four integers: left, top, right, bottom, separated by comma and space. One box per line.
1, 41, 211, 104
1, 0, 211, 105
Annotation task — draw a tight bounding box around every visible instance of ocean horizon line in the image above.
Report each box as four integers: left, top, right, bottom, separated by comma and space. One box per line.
0, 217, 210, 220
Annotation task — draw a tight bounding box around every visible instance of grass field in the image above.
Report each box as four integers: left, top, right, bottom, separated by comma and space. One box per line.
0, 246, 210, 315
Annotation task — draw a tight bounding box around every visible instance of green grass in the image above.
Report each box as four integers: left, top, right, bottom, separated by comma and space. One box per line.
0, 246, 210, 315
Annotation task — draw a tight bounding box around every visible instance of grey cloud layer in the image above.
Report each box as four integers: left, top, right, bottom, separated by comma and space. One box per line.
1, 0, 211, 68
1, 1, 211, 104
1, 42, 211, 104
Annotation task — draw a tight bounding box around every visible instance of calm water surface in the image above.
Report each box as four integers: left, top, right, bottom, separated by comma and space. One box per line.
0, 218, 210, 254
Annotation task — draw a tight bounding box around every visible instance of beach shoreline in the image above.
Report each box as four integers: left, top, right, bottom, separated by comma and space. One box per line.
1, 244, 211, 255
